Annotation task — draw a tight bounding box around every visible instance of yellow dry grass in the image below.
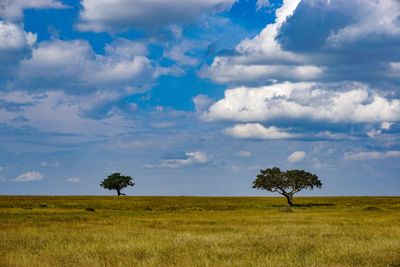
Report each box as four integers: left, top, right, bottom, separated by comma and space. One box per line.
0, 196, 399, 267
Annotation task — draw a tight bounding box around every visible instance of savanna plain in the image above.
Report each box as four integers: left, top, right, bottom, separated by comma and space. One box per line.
0, 196, 399, 267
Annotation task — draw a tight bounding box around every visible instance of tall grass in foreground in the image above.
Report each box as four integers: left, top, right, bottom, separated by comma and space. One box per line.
0, 196, 399, 267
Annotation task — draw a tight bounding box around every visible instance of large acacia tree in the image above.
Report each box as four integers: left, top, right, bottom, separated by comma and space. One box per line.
100, 173, 134, 196
252, 167, 322, 206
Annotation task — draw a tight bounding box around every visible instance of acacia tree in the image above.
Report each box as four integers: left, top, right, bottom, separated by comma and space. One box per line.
252, 167, 322, 206
100, 173, 134, 196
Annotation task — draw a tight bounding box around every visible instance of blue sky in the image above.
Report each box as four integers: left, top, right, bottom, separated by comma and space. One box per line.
0, 0, 399, 196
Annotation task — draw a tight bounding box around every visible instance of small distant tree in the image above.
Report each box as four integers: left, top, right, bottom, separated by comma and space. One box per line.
252, 167, 322, 206
100, 173, 134, 196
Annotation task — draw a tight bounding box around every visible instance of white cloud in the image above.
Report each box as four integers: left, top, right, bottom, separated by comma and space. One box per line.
104, 38, 148, 58
279, 0, 400, 82
0, 90, 132, 135
0, 21, 36, 51
256, 0, 270, 11
388, 62, 400, 78
344, 151, 400, 160
236, 150, 252, 157
238, 0, 300, 55
381, 122, 394, 130
223, 123, 294, 140
0, 0, 67, 22
315, 131, 353, 141
204, 0, 400, 85
150, 122, 176, 128
158, 151, 209, 168
40, 161, 60, 167
193, 94, 213, 113
202, 63, 323, 84
0, 21, 36, 75
13, 171, 43, 182
203, 82, 400, 124
129, 102, 138, 111
326, 0, 400, 48
201, 0, 317, 84
366, 129, 381, 138
164, 40, 199, 66
18, 39, 155, 92
77, 0, 236, 33
288, 151, 306, 163
198, 0, 400, 142
367, 122, 395, 138
40, 161, 48, 167
66, 178, 82, 184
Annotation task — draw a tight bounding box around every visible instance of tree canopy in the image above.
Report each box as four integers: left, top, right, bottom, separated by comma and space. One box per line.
100, 173, 134, 196
252, 167, 322, 206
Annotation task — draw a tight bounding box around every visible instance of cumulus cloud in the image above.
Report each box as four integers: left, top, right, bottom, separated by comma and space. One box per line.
203, 82, 400, 124
288, 151, 306, 163
17, 39, 155, 93
223, 123, 294, 139
199, 0, 400, 141
278, 0, 400, 82
324, 0, 400, 49
0, 21, 36, 50
201, 0, 319, 85
77, 0, 236, 33
0, 90, 132, 135
0, 21, 36, 75
13, 171, 43, 182
344, 151, 400, 160
146, 151, 209, 168
0, 0, 66, 22
203, 0, 400, 85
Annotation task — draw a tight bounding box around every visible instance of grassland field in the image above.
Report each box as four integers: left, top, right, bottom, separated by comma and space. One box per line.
0, 196, 399, 267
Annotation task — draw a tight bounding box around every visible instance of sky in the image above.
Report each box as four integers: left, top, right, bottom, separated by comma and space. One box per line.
0, 0, 399, 196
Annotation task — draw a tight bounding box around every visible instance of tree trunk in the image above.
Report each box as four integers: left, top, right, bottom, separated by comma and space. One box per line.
284, 194, 293, 206
116, 189, 121, 196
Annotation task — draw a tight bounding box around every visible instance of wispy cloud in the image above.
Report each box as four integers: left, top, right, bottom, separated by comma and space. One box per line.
13, 171, 43, 182
40, 161, 60, 167
344, 151, 400, 160
256, 0, 270, 11
0, 0, 67, 22
66, 178, 83, 184
235, 151, 252, 158
145, 151, 209, 169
